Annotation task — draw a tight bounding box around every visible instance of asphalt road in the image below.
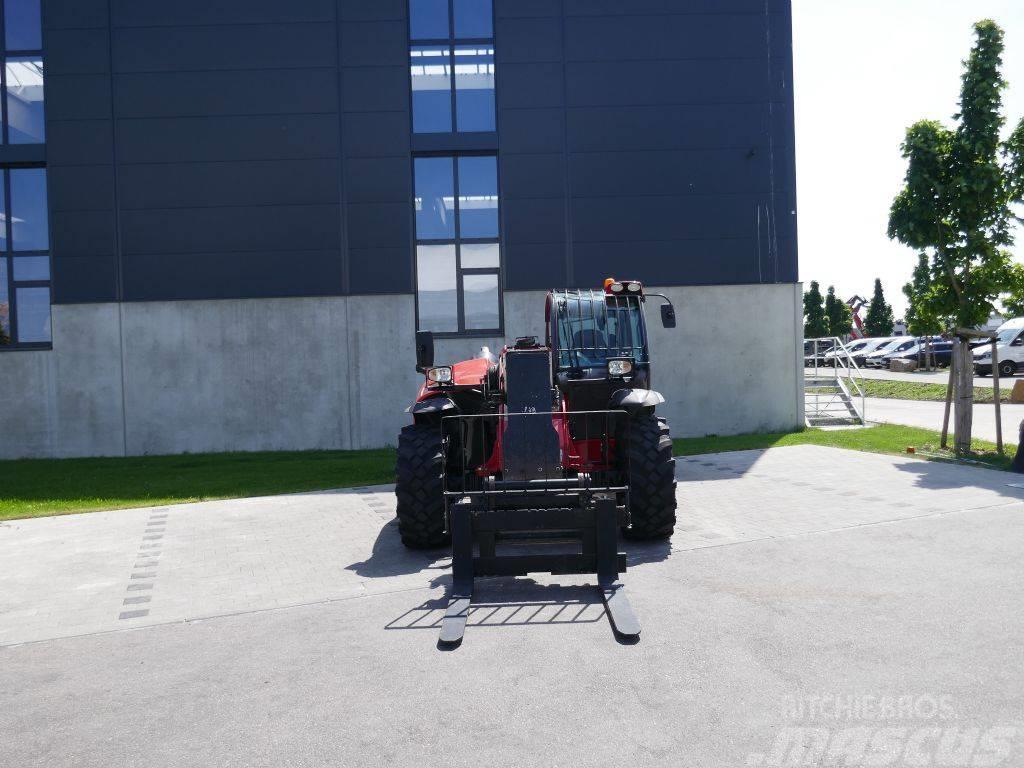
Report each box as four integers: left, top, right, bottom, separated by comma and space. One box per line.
2, 447, 1023, 768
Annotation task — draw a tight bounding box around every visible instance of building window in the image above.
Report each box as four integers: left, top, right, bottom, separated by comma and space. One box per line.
414, 155, 501, 334
0, 166, 50, 346
2, 0, 44, 144
409, 0, 495, 134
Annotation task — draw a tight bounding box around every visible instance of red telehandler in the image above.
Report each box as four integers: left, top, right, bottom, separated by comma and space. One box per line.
395, 279, 678, 645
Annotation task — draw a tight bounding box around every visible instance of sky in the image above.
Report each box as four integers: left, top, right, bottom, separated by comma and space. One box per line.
792, 0, 1024, 317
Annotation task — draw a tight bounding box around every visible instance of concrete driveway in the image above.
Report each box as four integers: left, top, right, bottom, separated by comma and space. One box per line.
2, 446, 1023, 767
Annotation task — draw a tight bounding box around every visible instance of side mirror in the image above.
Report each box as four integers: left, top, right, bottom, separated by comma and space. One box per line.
660, 304, 677, 329
415, 330, 434, 372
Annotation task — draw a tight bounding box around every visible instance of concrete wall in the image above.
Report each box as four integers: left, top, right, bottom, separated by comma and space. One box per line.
0, 285, 803, 459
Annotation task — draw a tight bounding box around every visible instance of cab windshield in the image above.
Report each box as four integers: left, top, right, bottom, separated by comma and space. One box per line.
553, 291, 648, 369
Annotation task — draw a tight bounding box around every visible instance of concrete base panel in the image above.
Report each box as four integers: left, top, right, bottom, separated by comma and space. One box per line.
0, 284, 802, 458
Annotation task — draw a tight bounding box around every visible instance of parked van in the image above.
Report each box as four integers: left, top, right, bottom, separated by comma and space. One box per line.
974, 317, 1024, 377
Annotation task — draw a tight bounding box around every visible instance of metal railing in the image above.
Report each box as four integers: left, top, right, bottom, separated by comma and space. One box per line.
803, 337, 866, 425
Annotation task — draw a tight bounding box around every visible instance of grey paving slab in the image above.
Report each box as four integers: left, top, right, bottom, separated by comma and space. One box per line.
0, 446, 1022, 768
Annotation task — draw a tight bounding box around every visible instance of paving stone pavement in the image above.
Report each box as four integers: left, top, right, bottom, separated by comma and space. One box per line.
1, 445, 1021, 648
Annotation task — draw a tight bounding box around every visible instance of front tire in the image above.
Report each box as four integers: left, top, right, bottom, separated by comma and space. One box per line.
395, 424, 449, 549
999, 360, 1016, 377
624, 414, 677, 540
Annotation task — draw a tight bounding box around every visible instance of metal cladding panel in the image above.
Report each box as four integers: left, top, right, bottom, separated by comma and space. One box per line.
45, 74, 112, 120
42, 0, 795, 305
117, 159, 341, 210
113, 70, 338, 118
47, 165, 116, 212
52, 255, 119, 304
496, 0, 797, 291
110, 24, 338, 72
109, 0, 336, 26
51, 210, 117, 259
124, 251, 344, 301
120, 206, 342, 256
115, 114, 339, 164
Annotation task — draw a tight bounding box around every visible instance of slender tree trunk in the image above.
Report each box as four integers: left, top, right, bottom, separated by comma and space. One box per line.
953, 338, 974, 454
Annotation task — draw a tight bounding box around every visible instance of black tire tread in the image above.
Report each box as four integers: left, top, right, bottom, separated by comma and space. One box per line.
394, 424, 449, 549
625, 414, 677, 540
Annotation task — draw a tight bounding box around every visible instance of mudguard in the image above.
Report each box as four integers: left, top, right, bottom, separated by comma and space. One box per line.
408, 396, 458, 424
610, 388, 665, 414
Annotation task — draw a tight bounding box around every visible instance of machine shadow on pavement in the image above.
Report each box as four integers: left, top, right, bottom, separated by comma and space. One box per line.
384, 578, 642, 648
346, 517, 675, 583
344, 519, 451, 581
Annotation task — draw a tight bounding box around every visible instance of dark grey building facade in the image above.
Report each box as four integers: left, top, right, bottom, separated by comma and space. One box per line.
1, 0, 802, 458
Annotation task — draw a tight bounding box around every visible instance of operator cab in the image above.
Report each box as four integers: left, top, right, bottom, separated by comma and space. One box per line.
546, 279, 674, 412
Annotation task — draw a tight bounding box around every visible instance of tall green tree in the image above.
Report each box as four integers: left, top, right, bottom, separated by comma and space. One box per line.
863, 279, 894, 336
1002, 262, 1024, 317
824, 285, 853, 338
803, 281, 828, 338
888, 19, 1024, 453
888, 19, 1024, 329
903, 254, 946, 336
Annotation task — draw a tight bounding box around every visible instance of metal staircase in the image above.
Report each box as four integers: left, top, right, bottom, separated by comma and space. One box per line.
803, 337, 866, 426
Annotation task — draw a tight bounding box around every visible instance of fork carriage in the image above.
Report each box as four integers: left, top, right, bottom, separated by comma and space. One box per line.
438, 410, 640, 645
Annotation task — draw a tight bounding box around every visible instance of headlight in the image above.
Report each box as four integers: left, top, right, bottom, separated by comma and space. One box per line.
626, 281, 642, 293
426, 366, 453, 385
608, 281, 624, 294
608, 359, 633, 376
976, 351, 991, 360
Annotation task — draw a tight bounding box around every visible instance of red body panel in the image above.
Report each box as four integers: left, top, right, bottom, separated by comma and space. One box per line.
417, 350, 616, 477
415, 357, 490, 402
477, 396, 615, 477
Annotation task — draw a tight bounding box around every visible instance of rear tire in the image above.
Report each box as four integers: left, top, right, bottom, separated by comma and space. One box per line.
624, 414, 677, 540
395, 424, 449, 549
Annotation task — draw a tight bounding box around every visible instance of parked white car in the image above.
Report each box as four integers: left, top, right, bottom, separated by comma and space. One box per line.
863, 336, 916, 368
974, 317, 1024, 377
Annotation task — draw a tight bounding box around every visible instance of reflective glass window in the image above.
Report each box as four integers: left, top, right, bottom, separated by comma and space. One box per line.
0, 260, 9, 345
3, 0, 41, 50
414, 157, 456, 240
14, 285, 49, 342
454, 45, 494, 133
453, 0, 493, 39
413, 155, 501, 334
460, 242, 499, 268
10, 167, 48, 250
12, 254, 47, 280
5, 57, 44, 143
463, 273, 499, 330
416, 244, 458, 333
409, 0, 449, 40
457, 156, 498, 238
410, 46, 452, 134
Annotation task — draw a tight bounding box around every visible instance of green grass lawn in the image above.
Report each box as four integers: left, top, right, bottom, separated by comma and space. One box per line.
673, 423, 1010, 471
0, 449, 395, 521
860, 378, 1008, 403
0, 424, 1012, 521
